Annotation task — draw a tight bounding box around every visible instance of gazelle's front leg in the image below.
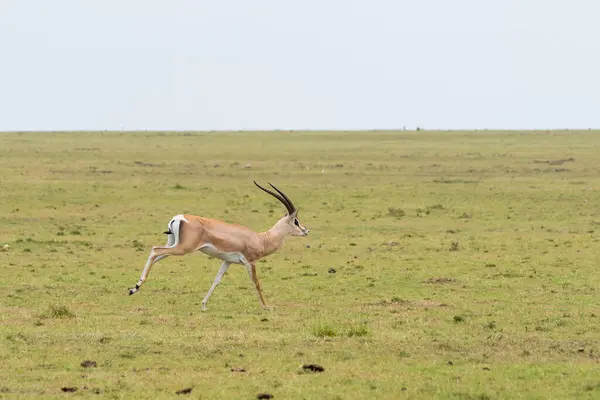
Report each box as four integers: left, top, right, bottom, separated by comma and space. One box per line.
201, 261, 231, 311
244, 261, 271, 310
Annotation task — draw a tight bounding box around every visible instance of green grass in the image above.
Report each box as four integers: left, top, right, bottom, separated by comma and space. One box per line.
1, 129, 600, 399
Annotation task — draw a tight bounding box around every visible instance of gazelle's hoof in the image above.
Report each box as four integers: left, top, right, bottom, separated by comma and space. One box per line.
128, 284, 141, 296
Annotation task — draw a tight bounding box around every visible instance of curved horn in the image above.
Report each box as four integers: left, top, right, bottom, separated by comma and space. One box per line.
254, 181, 294, 214
268, 182, 296, 212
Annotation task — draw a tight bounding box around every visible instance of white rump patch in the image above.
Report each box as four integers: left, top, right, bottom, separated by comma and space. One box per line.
169, 214, 188, 229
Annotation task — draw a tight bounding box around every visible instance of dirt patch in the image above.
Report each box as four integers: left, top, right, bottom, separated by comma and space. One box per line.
176, 387, 193, 395
413, 300, 449, 308
302, 364, 325, 373
372, 298, 449, 308
80, 360, 97, 368
533, 157, 575, 166
425, 277, 457, 284
134, 161, 164, 167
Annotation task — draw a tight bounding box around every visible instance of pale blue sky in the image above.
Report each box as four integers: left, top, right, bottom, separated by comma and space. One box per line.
0, 0, 598, 131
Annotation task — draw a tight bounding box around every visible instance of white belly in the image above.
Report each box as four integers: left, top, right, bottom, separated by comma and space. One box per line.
198, 243, 243, 264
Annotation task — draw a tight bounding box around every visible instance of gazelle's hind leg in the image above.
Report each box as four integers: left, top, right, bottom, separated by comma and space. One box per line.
128, 216, 185, 295
201, 261, 231, 311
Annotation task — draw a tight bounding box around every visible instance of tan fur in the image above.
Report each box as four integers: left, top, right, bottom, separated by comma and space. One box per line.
177, 215, 282, 262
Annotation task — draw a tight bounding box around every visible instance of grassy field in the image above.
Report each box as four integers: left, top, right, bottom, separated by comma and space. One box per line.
1, 130, 600, 399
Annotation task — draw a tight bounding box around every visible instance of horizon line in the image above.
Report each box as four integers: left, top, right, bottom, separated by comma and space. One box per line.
0, 128, 598, 134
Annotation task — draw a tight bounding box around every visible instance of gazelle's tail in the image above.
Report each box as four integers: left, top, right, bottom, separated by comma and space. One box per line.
164, 214, 188, 247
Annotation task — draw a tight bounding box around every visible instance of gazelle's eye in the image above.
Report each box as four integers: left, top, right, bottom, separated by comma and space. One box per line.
294, 219, 300, 226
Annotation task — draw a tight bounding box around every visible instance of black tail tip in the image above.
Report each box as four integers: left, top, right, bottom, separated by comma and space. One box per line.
163, 230, 173, 235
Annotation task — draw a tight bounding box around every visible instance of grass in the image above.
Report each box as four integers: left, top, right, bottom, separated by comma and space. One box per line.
1, 129, 600, 399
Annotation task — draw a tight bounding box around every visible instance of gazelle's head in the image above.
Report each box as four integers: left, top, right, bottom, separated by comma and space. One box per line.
254, 181, 309, 237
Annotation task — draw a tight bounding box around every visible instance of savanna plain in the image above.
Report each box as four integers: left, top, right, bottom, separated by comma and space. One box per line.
1, 130, 600, 400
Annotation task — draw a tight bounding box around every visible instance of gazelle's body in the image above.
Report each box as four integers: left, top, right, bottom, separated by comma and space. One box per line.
172, 215, 291, 262
128, 182, 309, 311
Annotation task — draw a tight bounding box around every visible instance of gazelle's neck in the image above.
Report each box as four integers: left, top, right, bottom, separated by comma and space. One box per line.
257, 222, 288, 258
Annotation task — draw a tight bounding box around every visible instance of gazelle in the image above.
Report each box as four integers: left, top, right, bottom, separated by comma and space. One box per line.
127, 181, 309, 311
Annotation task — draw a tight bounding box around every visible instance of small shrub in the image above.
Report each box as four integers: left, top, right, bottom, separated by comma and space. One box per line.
453, 315, 465, 323
387, 207, 405, 218
390, 296, 406, 304
48, 305, 75, 318
6, 332, 30, 343
132, 240, 145, 252
312, 324, 339, 338
416, 208, 425, 217
346, 325, 369, 337
484, 321, 496, 330
584, 383, 600, 392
